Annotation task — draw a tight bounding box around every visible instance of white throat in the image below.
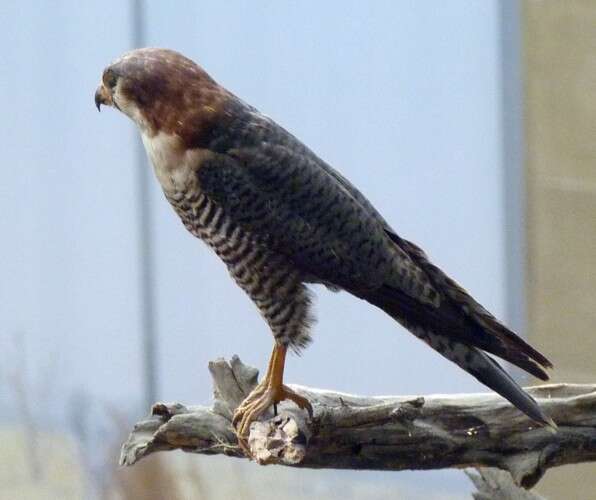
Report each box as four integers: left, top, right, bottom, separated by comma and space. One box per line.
141, 132, 195, 194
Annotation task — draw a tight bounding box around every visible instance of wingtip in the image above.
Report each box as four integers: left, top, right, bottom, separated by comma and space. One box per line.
532, 350, 554, 371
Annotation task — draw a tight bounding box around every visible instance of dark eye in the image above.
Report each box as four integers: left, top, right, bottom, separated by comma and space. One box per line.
104, 69, 118, 89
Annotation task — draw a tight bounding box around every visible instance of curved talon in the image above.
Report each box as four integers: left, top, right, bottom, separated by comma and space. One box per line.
232, 344, 313, 458
232, 383, 313, 456
281, 385, 314, 418
232, 380, 268, 428
237, 391, 275, 436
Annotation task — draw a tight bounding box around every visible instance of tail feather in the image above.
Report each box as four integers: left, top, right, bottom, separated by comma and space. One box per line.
361, 286, 555, 427
463, 345, 556, 428
464, 332, 550, 381
370, 282, 551, 381
384, 230, 553, 374
421, 329, 554, 427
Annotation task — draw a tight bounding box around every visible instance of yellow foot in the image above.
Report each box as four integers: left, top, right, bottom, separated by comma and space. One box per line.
232, 384, 313, 456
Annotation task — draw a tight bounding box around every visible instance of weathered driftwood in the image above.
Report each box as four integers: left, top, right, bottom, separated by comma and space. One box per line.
465, 469, 545, 500
120, 356, 596, 490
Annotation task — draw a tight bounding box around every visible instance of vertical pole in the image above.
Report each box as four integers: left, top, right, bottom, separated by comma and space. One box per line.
131, 0, 158, 409
499, 1, 527, 380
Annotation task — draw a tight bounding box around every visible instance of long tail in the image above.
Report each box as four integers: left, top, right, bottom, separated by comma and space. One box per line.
384, 231, 553, 379
363, 285, 555, 428
425, 331, 555, 427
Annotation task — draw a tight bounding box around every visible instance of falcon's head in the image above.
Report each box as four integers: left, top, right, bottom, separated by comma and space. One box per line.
95, 48, 228, 144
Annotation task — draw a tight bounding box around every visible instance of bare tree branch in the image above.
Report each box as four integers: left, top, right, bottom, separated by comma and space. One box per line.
120, 356, 596, 492
465, 469, 545, 500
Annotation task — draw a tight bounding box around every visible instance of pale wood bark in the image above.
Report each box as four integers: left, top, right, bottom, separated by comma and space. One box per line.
120, 356, 596, 492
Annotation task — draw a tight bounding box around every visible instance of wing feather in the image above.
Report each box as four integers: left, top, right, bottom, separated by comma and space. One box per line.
383, 230, 552, 374
197, 141, 439, 306
197, 106, 551, 384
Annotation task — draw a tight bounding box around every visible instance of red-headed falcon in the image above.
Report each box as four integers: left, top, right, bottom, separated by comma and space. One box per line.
95, 48, 555, 453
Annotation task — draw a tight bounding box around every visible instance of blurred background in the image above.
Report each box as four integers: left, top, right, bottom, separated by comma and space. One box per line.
1, 1, 594, 498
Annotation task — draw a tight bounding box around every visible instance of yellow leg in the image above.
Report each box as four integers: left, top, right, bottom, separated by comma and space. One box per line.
232, 344, 313, 456
232, 345, 278, 412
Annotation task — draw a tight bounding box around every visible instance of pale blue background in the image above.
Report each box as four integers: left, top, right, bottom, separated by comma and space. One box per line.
0, 1, 518, 497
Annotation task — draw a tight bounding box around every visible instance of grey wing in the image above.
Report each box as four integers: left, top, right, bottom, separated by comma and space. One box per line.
196, 142, 439, 306
316, 162, 394, 230
318, 156, 552, 371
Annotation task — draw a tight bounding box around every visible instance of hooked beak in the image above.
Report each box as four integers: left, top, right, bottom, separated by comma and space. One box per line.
94, 84, 112, 111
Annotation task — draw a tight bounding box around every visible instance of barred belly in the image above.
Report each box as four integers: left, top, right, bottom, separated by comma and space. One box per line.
166, 189, 314, 350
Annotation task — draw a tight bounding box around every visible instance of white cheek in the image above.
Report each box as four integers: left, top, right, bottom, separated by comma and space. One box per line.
113, 85, 150, 131
119, 100, 148, 130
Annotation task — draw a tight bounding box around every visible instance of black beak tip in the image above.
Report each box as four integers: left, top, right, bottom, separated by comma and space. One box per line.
94, 89, 103, 112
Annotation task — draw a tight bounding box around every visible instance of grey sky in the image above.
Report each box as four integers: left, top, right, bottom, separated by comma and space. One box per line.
1, 1, 510, 496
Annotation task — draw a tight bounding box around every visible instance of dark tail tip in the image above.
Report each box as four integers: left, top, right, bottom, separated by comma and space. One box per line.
536, 414, 558, 431
469, 351, 557, 430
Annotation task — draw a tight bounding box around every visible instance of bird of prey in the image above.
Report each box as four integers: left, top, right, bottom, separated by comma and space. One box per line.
95, 48, 555, 452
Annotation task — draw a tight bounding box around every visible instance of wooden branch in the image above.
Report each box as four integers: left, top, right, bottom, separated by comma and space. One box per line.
465, 469, 545, 500
120, 356, 596, 490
